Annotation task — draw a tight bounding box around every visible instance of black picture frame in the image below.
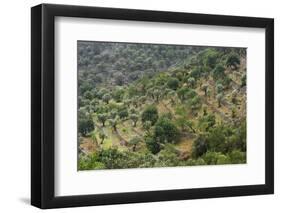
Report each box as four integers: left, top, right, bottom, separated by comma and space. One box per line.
31, 3, 274, 209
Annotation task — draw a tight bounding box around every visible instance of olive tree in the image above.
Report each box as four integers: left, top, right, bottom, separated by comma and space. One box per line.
108, 117, 119, 131
97, 113, 107, 127
192, 135, 208, 158
129, 136, 142, 152
167, 77, 180, 90
154, 117, 180, 144
145, 136, 160, 154
118, 108, 128, 120
130, 113, 139, 127
216, 93, 223, 107
99, 131, 107, 144
102, 93, 111, 104
201, 83, 209, 96
187, 77, 196, 88
226, 52, 240, 70
216, 83, 224, 94
78, 110, 95, 136
141, 105, 159, 125
241, 73, 246, 87
212, 64, 225, 80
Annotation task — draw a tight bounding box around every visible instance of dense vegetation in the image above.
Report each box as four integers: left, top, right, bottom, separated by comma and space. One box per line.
78, 41, 247, 170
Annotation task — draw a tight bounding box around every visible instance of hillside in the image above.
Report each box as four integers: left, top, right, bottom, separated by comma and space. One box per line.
78, 42, 247, 170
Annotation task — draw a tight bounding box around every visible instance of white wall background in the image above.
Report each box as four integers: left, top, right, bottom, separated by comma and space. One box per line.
0, 0, 279, 212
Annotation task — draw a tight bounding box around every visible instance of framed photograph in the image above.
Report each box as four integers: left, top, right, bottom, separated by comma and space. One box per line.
31, 3, 274, 209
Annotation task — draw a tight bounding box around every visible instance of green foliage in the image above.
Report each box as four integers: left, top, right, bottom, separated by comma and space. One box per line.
192, 135, 208, 158
231, 90, 238, 104
216, 83, 224, 94
201, 83, 209, 96
154, 116, 180, 144
141, 105, 159, 125
175, 117, 194, 132
78, 43, 247, 170
185, 158, 206, 166
198, 114, 216, 131
79, 148, 158, 169
153, 89, 162, 102
118, 108, 129, 120
78, 109, 95, 136
83, 90, 94, 100
212, 64, 225, 80
187, 77, 196, 87
130, 113, 139, 127
206, 125, 228, 153
202, 49, 219, 68
143, 121, 152, 132
226, 52, 240, 69
156, 145, 179, 167
78, 41, 195, 87
129, 136, 142, 151
167, 77, 180, 90
177, 87, 189, 102
79, 154, 105, 170
112, 88, 125, 102
114, 72, 125, 86
102, 93, 111, 104
96, 88, 108, 99
241, 73, 246, 87
97, 113, 107, 126
98, 131, 107, 144
177, 88, 197, 102
216, 93, 223, 107
228, 120, 246, 152
202, 151, 230, 165
228, 150, 246, 164
189, 68, 201, 80
108, 117, 119, 131
145, 136, 161, 154
189, 95, 202, 112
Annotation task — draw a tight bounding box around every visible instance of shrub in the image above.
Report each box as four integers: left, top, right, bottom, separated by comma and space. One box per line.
154, 117, 180, 144
78, 110, 95, 136
167, 77, 180, 90
192, 135, 208, 158
145, 136, 161, 154
141, 105, 159, 125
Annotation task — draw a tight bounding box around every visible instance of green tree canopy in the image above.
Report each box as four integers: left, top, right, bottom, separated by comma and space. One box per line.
130, 113, 139, 127
145, 136, 161, 154
153, 117, 180, 144
167, 77, 180, 90
226, 52, 240, 69
141, 105, 159, 125
78, 110, 95, 136
102, 93, 111, 104
212, 64, 225, 80
192, 134, 208, 158
129, 136, 142, 151
97, 113, 107, 127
